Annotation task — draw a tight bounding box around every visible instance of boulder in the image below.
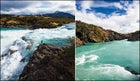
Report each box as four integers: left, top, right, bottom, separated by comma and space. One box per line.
18, 43, 75, 81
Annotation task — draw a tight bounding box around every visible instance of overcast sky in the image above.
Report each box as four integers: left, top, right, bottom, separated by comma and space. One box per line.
1, 1, 75, 15
76, 0, 139, 33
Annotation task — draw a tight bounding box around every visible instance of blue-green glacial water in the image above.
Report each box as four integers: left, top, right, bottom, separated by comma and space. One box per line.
76, 40, 139, 80
0, 23, 75, 80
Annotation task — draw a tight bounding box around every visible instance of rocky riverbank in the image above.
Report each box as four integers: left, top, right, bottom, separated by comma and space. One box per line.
76, 21, 140, 46
18, 43, 75, 81
0, 14, 74, 29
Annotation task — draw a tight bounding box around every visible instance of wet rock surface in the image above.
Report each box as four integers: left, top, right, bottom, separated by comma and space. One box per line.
125, 66, 139, 75
18, 43, 75, 81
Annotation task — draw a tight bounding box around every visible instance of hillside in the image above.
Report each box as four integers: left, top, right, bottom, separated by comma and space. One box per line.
0, 14, 74, 29
76, 21, 140, 46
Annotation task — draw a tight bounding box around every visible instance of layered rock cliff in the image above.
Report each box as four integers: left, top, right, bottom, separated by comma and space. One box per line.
18, 43, 75, 81
76, 21, 140, 46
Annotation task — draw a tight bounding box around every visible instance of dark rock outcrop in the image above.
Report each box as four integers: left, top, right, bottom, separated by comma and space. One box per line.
76, 21, 140, 46
18, 43, 75, 81
125, 31, 140, 41
125, 66, 139, 75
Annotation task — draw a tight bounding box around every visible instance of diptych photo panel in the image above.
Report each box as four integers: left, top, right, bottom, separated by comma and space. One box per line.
0, 0, 139, 81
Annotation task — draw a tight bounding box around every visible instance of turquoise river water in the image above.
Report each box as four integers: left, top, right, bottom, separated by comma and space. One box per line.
76, 40, 139, 80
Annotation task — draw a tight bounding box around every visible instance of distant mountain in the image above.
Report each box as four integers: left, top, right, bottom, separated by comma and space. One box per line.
43, 11, 75, 18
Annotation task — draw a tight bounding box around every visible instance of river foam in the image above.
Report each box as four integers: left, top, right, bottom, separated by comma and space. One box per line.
0, 23, 75, 80
76, 54, 99, 65
76, 64, 139, 80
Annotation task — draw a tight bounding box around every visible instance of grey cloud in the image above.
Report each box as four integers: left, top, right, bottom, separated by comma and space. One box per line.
59, 5, 72, 9
1, 1, 33, 11
1, 1, 75, 15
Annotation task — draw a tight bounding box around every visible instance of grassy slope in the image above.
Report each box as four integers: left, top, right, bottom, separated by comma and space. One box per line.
0, 14, 74, 28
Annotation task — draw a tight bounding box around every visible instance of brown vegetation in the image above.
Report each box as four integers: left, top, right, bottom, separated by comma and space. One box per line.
0, 14, 74, 28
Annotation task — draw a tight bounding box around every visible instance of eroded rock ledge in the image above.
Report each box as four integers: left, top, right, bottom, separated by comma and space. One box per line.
18, 43, 75, 81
